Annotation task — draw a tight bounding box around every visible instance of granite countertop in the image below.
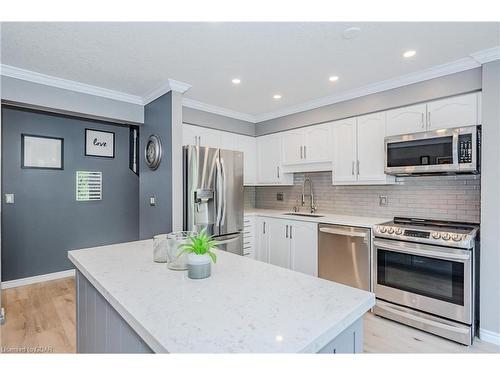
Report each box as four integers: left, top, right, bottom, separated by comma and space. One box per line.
244, 208, 390, 228
68, 240, 375, 353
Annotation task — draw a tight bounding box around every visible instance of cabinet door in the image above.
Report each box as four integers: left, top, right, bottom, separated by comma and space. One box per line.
356, 112, 387, 183
197, 127, 222, 148
332, 118, 357, 183
386, 103, 427, 136
282, 130, 304, 164
255, 217, 269, 263
267, 219, 291, 269
182, 124, 200, 146
304, 124, 332, 162
290, 221, 318, 277
219, 131, 237, 151
256, 134, 282, 184
237, 135, 257, 185
427, 93, 478, 130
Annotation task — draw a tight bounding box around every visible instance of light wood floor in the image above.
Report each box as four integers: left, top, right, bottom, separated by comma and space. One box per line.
0, 277, 498, 353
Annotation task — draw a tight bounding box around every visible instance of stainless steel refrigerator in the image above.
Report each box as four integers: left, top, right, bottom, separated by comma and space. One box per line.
183, 145, 244, 255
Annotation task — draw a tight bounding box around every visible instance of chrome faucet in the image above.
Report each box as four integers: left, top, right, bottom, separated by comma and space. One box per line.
301, 177, 317, 213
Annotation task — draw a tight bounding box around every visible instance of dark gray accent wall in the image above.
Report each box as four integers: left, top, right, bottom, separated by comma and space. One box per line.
183, 106, 255, 136
139, 92, 173, 239
1, 106, 139, 281
255, 68, 482, 135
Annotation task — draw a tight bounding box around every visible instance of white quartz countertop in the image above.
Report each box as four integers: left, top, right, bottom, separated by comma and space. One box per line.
245, 208, 389, 228
68, 240, 375, 353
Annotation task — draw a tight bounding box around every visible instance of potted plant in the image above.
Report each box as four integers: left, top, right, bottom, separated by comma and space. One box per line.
178, 228, 218, 279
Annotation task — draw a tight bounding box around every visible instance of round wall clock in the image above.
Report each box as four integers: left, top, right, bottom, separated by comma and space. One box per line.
144, 134, 163, 170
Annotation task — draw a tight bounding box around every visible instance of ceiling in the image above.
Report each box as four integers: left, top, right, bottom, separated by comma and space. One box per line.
1, 22, 499, 120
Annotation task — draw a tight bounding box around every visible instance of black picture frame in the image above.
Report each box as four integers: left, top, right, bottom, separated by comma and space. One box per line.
21, 134, 64, 170
85, 128, 115, 158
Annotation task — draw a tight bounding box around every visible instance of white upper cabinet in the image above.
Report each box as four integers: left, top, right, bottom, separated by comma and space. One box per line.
282, 130, 304, 164
357, 112, 389, 183
386, 103, 427, 136
304, 124, 332, 162
281, 124, 332, 167
256, 134, 282, 184
237, 135, 257, 185
332, 118, 357, 184
427, 92, 479, 130
182, 124, 200, 146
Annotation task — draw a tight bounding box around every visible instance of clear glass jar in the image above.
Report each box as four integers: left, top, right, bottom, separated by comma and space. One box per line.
166, 231, 197, 270
153, 234, 169, 263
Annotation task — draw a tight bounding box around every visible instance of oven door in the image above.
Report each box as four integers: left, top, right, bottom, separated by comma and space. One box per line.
385, 129, 459, 175
373, 238, 471, 324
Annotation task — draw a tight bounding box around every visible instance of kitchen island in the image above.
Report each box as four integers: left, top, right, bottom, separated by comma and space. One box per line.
68, 240, 375, 353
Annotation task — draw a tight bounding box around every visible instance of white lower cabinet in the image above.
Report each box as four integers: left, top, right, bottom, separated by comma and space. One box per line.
256, 217, 318, 277
243, 215, 255, 259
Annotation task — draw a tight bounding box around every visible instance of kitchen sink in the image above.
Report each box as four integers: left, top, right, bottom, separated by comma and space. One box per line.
284, 212, 324, 218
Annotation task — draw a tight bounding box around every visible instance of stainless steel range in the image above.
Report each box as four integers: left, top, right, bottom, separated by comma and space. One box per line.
372, 217, 479, 345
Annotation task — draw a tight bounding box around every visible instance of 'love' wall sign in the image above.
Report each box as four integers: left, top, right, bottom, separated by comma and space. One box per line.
85, 129, 115, 158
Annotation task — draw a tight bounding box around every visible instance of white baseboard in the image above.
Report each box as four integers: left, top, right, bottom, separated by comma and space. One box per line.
479, 328, 500, 346
1, 269, 75, 289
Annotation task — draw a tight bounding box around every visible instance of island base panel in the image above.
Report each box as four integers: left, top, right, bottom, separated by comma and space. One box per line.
318, 319, 363, 353
76, 271, 153, 353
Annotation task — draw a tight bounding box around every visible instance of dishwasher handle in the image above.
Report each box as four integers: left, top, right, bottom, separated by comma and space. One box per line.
319, 226, 368, 238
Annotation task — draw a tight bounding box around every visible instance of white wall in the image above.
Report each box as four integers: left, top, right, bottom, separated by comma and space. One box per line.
479, 60, 500, 344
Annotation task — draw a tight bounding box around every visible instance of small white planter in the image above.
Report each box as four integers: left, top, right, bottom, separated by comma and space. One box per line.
187, 253, 212, 279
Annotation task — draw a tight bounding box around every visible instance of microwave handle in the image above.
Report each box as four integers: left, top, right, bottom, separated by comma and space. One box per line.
373, 239, 470, 262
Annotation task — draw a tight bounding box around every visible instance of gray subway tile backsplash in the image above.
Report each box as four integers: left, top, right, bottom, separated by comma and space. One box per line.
245, 171, 480, 223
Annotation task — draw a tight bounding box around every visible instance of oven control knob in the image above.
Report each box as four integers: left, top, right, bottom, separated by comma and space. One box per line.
395, 228, 403, 235
462, 234, 468, 241
442, 233, 451, 241
379, 226, 387, 233
388, 227, 395, 234
452, 234, 462, 242
431, 232, 441, 239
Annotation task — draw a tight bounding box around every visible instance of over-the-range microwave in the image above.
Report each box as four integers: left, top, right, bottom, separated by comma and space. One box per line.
384, 125, 481, 176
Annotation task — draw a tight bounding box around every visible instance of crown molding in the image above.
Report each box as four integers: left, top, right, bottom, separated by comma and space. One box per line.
254, 56, 481, 123
0, 64, 144, 105
142, 79, 192, 105
470, 45, 500, 64
182, 98, 256, 123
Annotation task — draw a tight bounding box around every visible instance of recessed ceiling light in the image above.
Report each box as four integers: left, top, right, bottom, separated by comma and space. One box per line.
231, 78, 241, 84
342, 27, 361, 40
403, 50, 416, 58
273, 94, 282, 100
329, 76, 339, 82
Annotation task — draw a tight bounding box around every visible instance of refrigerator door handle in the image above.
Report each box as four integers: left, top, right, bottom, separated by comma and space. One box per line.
214, 232, 241, 245
215, 157, 223, 230
220, 157, 227, 226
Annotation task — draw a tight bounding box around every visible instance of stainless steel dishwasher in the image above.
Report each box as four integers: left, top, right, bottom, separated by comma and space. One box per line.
318, 224, 371, 291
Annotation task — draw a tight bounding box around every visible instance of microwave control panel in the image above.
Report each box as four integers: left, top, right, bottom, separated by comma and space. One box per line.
458, 133, 473, 164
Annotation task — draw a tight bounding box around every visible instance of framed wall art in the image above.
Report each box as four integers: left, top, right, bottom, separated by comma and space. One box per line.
85, 128, 115, 158
21, 134, 64, 170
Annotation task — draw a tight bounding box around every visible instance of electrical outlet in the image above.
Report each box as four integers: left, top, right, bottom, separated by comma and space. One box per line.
149, 196, 156, 206
379, 195, 388, 207
277, 192, 284, 201
5, 193, 14, 204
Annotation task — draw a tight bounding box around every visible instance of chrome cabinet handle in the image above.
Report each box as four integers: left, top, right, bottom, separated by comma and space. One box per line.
285, 225, 289, 238
263, 221, 266, 234
290, 226, 293, 239
357, 160, 360, 176
351, 161, 355, 175
300, 146, 303, 159
304, 146, 307, 159
277, 166, 280, 179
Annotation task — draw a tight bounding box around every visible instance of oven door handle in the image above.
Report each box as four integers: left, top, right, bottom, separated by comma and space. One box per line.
373, 239, 471, 262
